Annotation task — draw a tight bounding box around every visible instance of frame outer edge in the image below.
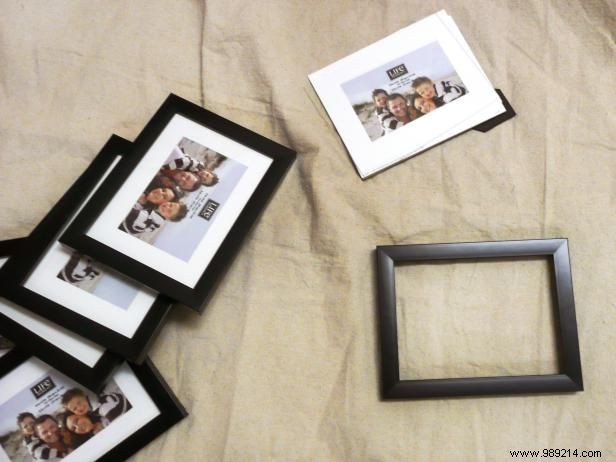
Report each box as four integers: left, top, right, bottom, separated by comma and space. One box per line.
375, 238, 584, 399
553, 240, 583, 389
376, 248, 400, 397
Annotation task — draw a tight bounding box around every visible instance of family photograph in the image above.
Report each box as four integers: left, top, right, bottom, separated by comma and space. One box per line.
341, 41, 467, 141
118, 137, 248, 262
0, 372, 131, 461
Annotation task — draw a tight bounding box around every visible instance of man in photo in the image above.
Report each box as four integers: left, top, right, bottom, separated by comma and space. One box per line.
33, 415, 68, 461
16, 411, 64, 461
385, 93, 415, 131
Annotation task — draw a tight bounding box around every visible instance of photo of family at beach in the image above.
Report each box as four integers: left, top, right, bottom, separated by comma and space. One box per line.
0, 372, 131, 461
118, 137, 247, 262
341, 41, 467, 141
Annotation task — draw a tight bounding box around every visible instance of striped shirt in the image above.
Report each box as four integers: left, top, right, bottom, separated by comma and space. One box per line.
25, 436, 65, 461
433, 80, 467, 104
57, 253, 101, 284
96, 392, 132, 424
119, 206, 165, 235
376, 107, 401, 134
164, 146, 205, 172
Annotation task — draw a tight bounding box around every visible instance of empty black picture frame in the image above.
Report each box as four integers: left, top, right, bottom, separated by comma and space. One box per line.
0, 136, 172, 364
376, 238, 583, 399
0, 238, 121, 391
60, 94, 296, 311
0, 350, 187, 462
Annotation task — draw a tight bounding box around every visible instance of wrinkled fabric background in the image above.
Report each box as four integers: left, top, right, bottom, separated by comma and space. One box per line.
1, 1, 615, 460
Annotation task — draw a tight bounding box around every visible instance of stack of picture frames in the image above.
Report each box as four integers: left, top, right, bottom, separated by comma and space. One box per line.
0, 94, 296, 461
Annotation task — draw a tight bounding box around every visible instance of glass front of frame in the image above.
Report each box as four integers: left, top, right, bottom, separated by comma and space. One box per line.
0, 359, 159, 462
86, 115, 272, 288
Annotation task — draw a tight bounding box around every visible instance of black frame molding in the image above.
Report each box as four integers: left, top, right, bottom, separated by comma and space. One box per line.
0, 136, 172, 364
61, 94, 296, 311
0, 351, 187, 462
0, 238, 121, 391
376, 238, 583, 399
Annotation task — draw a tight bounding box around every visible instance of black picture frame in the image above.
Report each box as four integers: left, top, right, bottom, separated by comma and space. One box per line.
0, 350, 187, 462
0, 136, 172, 364
0, 238, 121, 391
376, 238, 583, 399
60, 94, 296, 311
0, 345, 29, 373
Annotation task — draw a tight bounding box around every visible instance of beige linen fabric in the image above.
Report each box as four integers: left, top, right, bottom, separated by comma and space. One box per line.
1, 1, 615, 460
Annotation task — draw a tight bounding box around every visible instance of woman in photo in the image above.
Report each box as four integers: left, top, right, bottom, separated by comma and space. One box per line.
410, 93, 443, 115
138, 186, 184, 210
61, 411, 102, 450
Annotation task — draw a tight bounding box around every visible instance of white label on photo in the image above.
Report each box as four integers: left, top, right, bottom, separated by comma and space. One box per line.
87, 115, 272, 288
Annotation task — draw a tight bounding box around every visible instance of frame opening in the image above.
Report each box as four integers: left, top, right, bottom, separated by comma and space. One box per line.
394, 256, 561, 380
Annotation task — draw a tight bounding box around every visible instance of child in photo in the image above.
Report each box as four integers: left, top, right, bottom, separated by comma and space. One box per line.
372, 89, 399, 136
411, 76, 466, 105
61, 389, 103, 428
410, 92, 443, 115
17, 413, 36, 445
17, 412, 38, 453
163, 146, 206, 172
61, 387, 131, 428
163, 146, 219, 187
